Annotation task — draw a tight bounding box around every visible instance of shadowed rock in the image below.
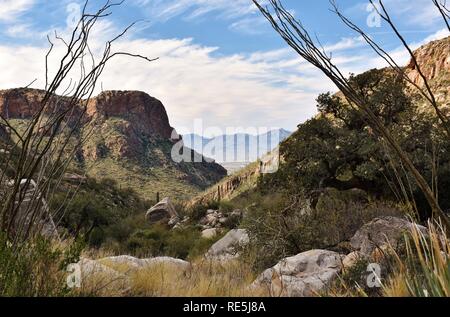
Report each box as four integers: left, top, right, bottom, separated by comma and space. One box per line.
145, 197, 180, 226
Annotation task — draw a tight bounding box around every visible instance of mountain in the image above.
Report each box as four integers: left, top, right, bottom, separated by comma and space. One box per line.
0, 88, 227, 200
183, 128, 291, 173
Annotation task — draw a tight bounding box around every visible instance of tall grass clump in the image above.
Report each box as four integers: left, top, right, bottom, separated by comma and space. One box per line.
384, 220, 449, 297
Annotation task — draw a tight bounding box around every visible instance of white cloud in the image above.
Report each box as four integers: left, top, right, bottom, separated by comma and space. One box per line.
0, 17, 449, 133
0, 0, 34, 22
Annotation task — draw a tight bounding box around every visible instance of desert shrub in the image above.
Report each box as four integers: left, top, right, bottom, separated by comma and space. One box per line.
190, 201, 220, 221
50, 177, 151, 247
218, 201, 235, 214
242, 190, 402, 271
116, 225, 216, 260
0, 234, 83, 296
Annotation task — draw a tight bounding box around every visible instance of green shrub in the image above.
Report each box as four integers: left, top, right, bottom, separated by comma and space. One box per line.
190, 201, 220, 221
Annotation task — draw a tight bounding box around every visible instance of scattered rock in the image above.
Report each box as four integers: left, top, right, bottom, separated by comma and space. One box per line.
145, 197, 180, 226
199, 209, 242, 230
202, 228, 220, 239
205, 229, 249, 260
342, 251, 365, 270
251, 250, 343, 297
350, 216, 427, 256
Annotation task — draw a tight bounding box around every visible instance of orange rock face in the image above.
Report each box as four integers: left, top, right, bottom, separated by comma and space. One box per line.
0, 88, 175, 160
406, 36, 450, 89
86, 90, 174, 139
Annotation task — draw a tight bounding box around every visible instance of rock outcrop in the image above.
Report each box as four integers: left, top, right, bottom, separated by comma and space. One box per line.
205, 229, 249, 260
350, 216, 427, 257
77, 255, 190, 296
406, 36, 450, 89
86, 90, 174, 139
145, 197, 180, 226
99, 255, 191, 272
405, 36, 450, 112
251, 250, 343, 297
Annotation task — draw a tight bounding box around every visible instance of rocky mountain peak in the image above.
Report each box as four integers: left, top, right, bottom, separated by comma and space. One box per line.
86, 90, 174, 140
0, 88, 174, 139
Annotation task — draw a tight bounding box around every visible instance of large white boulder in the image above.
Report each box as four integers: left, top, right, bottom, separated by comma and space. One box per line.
205, 229, 249, 260
141, 256, 191, 271
251, 250, 343, 297
77, 258, 130, 296
99, 255, 191, 272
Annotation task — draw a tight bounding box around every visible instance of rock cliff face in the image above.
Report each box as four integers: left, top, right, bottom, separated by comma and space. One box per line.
406, 36, 450, 108
86, 90, 174, 140
0, 88, 72, 119
0, 89, 175, 159
406, 36, 450, 87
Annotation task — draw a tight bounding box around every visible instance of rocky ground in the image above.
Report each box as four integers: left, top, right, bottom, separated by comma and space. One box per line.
77, 210, 428, 297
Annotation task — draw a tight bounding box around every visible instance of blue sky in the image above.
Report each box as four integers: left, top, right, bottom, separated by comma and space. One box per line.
0, 0, 448, 135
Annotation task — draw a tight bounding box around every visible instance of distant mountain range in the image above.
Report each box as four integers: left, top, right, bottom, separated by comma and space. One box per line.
183, 129, 291, 172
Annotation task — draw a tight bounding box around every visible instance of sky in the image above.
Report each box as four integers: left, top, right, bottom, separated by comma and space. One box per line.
0, 0, 449, 135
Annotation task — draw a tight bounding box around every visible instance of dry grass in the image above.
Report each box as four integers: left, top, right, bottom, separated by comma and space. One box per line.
129, 259, 264, 297
75, 250, 266, 297
383, 220, 450, 297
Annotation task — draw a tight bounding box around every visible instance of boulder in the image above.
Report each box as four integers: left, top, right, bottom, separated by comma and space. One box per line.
141, 256, 191, 271
77, 258, 130, 295
205, 229, 249, 260
99, 255, 144, 269
145, 197, 179, 226
251, 250, 343, 297
202, 228, 219, 239
350, 216, 427, 256
11, 179, 59, 240
99, 255, 190, 272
